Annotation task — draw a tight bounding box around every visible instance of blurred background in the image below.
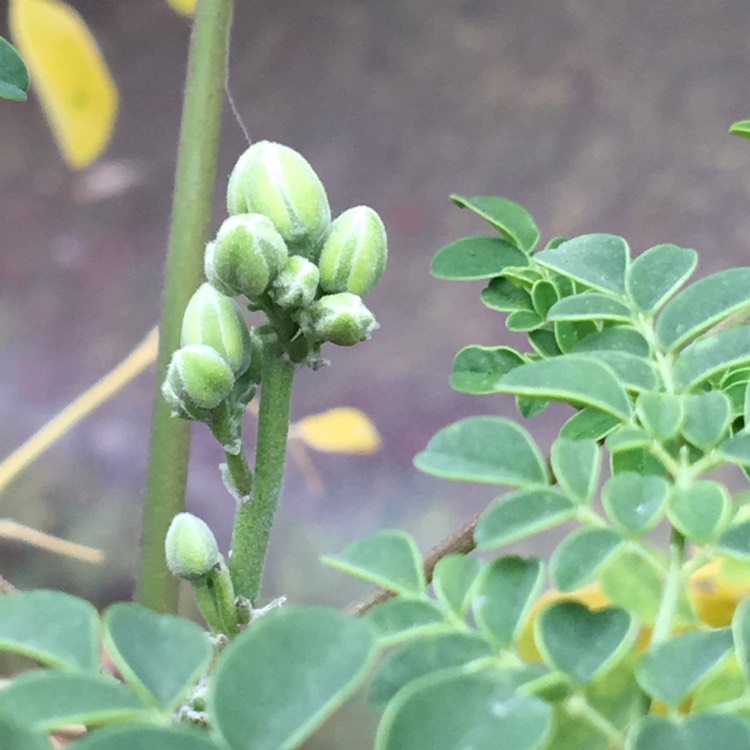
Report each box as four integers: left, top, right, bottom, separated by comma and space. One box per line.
2, 0, 750, 743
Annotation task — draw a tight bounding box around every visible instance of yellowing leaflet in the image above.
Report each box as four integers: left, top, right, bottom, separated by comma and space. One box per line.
166, 0, 196, 16
9, 0, 118, 168
293, 407, 382, 454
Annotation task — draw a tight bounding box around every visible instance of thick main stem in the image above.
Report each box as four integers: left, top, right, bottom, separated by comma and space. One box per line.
229, 350, 296, 603
137, 0, 234, 612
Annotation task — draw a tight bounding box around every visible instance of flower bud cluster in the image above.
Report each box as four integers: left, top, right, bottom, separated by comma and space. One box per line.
163, 141, 389, 425
162, 283, 256, 423
221, 141, 388, 350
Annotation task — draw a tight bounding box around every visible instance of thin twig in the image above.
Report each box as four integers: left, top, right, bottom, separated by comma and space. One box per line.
346, 512, 480, 616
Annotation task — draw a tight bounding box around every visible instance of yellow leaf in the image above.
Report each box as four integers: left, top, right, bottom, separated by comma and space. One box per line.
9, 0, 118, 169
292, 407, 382, 454
166, 0, 195, 16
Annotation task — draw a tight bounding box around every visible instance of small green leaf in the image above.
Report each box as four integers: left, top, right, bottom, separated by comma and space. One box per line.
604, 425, 652, 454
721, 366, 750, 388
0, 671, 148, 732
209, 607, 376, 750
691, 654, 745, 711
673, 326, 750, 390
375, 671, 553, 750
668, 481, 730, 544
102, 604, 212, 711
494, 355, 632, 420
636, 628, 733, 705
365, 598, 445, 646
636, 392, 684, 440
610, 446, 668, 478
625, 243, 697, 313
560, 408, 619, 441
547, 293, 632, 323
0, 36, 29, 102
503, 265, 542, 288
431, 236, 528, 280
717, 430, 750, 467
730, 119, 750, 139
432, 555, 484, 618
716, 520, 750, 559
531, 280, 559, 318
450, 345, 525, 394
481, 277, 533, 312
551, 528, 623, 592
475, 487, 576, 550
506, 309, 544, 331
725, 379, 750, 416
0, 590, 98, 671
578, 350, 657, 393
681, 391, 732, 448
633, 715, 750, 750
414, 416, 548, 486
732, 599, 750, 681
62, 724, 226, 750
322, 530, 424, 596
369, 632, 492, 707
554, 320, 599, 353
516, 394, 549, 418
534, 234, 629, 296
529, 328, 562, 357
550, 438, 600, 504
472, 556, 544, 648
571, 325, 650, 356
602, 474, 669, 535
656, 269, 750, 350
450, 194, 540, 252
536, 602, 636, 683
597, 548, 665, 625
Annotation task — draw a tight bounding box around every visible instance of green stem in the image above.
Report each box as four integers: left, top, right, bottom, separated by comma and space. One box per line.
651, 528, 687, 645
136, 0, 234, 612
565, 694, 622, 747
193, 578, 227, 633
229, 350, 296, 603
224, 450, 254, 499
209, 558, 239, 635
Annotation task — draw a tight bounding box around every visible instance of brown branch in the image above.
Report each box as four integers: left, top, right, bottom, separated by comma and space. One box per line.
346, 512, 480, 617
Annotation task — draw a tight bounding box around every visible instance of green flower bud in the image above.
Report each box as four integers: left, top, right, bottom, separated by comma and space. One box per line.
271, 255, 320, 309
302, 292, 378, 346
226, 141, 331, 253
205, 214, 289, 299
165, 512, 220, 580
181, 283, 252, 376
318, 206, 387, 296
162, 344, 235, 416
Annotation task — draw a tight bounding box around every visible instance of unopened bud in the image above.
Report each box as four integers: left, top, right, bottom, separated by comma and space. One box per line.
271, 255, 320, 309
318, 206, 387, 296
205, 214, 289, 300
302, 292, 378, 346
181, 283, 252, 376
162, 344, 235, 416
226, 141, 331, 253
165, 512, 220, 580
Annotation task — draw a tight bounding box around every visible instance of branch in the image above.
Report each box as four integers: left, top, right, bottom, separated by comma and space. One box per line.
346, 512, 479, 617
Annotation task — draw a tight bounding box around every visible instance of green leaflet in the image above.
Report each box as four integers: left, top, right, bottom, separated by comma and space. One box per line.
625, 243, 697, 313
414, 416, 548, 486
656, 268, 750, 350
450, 194, 540, 253
534, 234, 629, 295
431, 236, 528, 280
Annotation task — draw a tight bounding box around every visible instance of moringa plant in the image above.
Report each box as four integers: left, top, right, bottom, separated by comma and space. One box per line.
5, 4, 750, 750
